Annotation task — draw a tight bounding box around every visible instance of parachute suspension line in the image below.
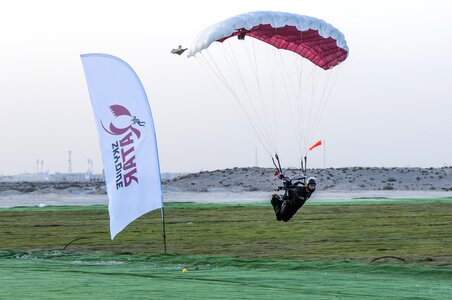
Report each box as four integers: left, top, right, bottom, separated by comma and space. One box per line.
208, 45, 275, 157
276, 51, 305, 159
276, 51, 300, 141
298, 66, 315, 150
321, 64, 343, 109
294, 55, 308, 158
281, 52, 306, 161
310, 65, 343, 147
271, 50, 280, 152
323, 65, 343, 114
198, 50, 233, 91
265, 47, 279, 153
303, 67, 320, 150
248, 41, 278, 152
277, 51, 298, 126
292, 54, 307, 160
224, 44, 257, 114
246, 39, 277, 151
296, 31, 306, 160
223, 44, 268, 150
224, 42, 276, 153
306, 62, 320, 150
196, 52, 274, 157
293, 57, 305, 162
240, 40, 272, 148
304, 65, 342, 152
297, 58, 308, 158
311, 67, 328, 145
306, 69, 334, 146
302, 65, 329, 154
195, 52, 252, 134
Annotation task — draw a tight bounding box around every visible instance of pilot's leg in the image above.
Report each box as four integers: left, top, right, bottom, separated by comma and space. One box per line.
271, 194, 283, 221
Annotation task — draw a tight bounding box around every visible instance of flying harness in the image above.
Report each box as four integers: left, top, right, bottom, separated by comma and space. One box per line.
272, 154, 308, 199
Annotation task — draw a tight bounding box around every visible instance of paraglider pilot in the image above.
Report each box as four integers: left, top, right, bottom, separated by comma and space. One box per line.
271, 171, 317, 222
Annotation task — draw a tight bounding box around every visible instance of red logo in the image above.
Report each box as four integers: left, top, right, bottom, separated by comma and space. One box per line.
101, 105, 145, 189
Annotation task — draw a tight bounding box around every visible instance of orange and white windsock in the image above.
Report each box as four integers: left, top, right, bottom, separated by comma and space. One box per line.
309, 140, 322, 151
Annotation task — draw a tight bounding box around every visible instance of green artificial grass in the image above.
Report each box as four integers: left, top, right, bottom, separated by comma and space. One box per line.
0, 252, 450, 299
1, 199, 451, 299
0, 201, 450, 267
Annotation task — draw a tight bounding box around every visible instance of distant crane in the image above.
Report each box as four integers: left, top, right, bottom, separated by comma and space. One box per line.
87, 159, 94, 173
68, 151, 72, 173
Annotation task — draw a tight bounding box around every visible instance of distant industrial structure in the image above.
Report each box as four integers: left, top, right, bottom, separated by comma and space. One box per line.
0, 151, 183, 183
0, 172, 104, 182
68, 151, 72, 174
0, 171, 184, 183
0, 152, 106, 182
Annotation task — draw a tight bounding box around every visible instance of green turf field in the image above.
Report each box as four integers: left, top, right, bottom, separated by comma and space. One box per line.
1, 252, 451, 299
0, 199, 451, 298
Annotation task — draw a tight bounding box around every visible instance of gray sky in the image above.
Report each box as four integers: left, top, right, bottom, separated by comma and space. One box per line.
1, 0, 451, 175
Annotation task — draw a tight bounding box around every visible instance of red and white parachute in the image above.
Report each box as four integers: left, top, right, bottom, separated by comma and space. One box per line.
188, 11, 348, 167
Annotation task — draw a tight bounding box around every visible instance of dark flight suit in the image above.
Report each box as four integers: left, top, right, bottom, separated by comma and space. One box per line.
271, 185, 313, 222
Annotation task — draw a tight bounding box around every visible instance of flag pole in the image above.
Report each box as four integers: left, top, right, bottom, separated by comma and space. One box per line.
160, 206, 167, 253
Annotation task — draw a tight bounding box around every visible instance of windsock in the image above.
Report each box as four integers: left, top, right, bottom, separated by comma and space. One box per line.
309, 140, 322, 151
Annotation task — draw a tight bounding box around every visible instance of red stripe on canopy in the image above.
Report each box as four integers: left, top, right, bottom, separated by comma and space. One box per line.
218, 25, 347, 70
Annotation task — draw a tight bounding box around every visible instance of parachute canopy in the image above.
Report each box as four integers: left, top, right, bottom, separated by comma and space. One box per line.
188, 11, 348, 167
188, 11, 348, 70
